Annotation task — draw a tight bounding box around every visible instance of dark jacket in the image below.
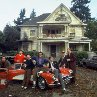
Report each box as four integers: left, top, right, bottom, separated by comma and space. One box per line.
58, 56, 67, 67
48, 61, 59, 70
0, 60, 11, 68
66, 52, 76, 76
25, 59, 35, 69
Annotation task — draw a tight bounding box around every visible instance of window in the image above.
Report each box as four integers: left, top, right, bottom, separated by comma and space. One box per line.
69, 44, 77, 51
22, 43, 28, 51
70, 33, 75, 37
51, 30, 55, 34
30, 30, 35, 36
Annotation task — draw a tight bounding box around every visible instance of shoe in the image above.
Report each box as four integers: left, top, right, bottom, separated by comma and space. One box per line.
61, 88, 66, 94
24, 87, 27, 89
32, 84, 36, 89
55, 81, 59, 85
63, 88, 66, 91
21, 86, 24, 89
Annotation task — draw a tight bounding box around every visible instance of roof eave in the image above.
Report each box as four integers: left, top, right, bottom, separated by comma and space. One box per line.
18, 25, 37, 27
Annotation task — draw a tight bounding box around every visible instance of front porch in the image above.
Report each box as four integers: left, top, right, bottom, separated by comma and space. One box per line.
37, 39, 91, 58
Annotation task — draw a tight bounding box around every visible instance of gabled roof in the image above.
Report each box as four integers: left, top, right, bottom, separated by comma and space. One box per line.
41, 3, 84, 25
20, 3, 86, 26
22, 13, 50, 26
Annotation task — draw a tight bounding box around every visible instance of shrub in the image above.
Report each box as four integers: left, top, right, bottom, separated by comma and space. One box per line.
23, 50, 38, 56
73, 51, 88, 65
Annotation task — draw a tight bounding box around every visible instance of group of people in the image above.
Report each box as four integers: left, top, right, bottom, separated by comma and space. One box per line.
0, 48, 76, 93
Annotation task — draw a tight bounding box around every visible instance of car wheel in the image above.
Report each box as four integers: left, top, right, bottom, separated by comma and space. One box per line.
37, 77, 47, 90
63, 76, 71, 85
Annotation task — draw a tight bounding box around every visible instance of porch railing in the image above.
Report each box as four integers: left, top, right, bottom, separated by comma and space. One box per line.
42, 34, 63, 38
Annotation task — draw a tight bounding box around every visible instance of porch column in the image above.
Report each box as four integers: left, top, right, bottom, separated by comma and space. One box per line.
65, 42, 69, 53
64, 25, 68, 37
64, 26, 67, 33
40, 42, 42, 52
38, 41, 42, 52
39, 25, 43, 38
89, 42, 91, 51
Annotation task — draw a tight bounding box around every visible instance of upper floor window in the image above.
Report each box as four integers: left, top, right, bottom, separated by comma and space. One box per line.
70, 28, 75, 33
48, 29, 61, 34
30, 29, 35, 36
70, 33, 75, 37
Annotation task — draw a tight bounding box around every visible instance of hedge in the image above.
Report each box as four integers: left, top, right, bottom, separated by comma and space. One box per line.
73, 51, 88, 65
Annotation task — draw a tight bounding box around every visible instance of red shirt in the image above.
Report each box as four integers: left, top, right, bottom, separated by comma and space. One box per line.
14, 54, 25, 63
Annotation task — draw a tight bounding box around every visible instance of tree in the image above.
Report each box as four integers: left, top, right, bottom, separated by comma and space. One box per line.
0, 30, 4, 44
14, 8, 26, 25
85, 18, 97, 51
85, 18, 97, 39
0, 31, 5, 52
3, 24, 20, 51
70, 0, 91, 23
30, 9, 36, 19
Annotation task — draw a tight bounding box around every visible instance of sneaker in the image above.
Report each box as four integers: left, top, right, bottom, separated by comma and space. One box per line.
21, 86, 24, 89
32, 84, 36, 89
63, 88, 66, 91
24, 87, 27, 89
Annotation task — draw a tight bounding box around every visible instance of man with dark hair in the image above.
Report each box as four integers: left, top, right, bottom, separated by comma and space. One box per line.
48, 56, 66, 92
48, 56, 59, 82
22, 54, 35, 89
66, 48, 76, 84
0, 56, 11, 70
32, 52, 49, 88
58, 51, 67, 67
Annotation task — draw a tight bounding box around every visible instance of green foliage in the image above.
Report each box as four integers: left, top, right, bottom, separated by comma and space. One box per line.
6, 50, 37, 56
85, 18, 97, 51
5, 51, 18, 56
74, 51, 88, 64
0, 31, 4, 44
0, 31, 5, 52
85, 19, 97, 39
91, 39, 97, 51
30, 9, 36, 19
14, 8, 27, 26
76, 51, 88, 60
70, 0, 91, 23
3, 24, 20, 51
23, 50, 38, 56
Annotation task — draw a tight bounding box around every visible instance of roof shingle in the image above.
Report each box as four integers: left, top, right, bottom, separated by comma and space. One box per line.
23, 13, 50, 25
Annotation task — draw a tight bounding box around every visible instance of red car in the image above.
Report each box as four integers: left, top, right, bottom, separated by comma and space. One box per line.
0, 63, 73, 90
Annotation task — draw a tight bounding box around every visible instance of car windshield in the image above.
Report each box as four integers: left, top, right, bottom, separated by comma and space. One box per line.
14, 63, 22, 70
92, 56, 97, 60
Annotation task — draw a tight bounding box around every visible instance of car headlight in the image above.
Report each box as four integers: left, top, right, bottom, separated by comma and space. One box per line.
61, 74, 67, 78
52, 75, 56, 81
69, 70, 73, 74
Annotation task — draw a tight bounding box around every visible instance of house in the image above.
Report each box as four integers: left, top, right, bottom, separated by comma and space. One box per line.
18, 3, 92, 58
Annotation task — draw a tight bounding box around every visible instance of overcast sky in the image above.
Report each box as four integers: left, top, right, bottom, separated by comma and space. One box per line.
0, 0, 97, 31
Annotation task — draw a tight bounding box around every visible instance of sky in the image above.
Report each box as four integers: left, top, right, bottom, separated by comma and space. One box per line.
0, 0, 97, 31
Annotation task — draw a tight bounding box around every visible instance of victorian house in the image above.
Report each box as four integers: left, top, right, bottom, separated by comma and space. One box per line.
18, 3, 92, 57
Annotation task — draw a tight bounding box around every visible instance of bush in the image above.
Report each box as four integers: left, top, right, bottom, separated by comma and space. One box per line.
23, 50, 38, 56
3, 51, 18, 56
73, 51, 88, 65
5, 50, 39, 56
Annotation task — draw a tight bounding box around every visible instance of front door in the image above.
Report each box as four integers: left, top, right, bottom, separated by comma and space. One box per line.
50, 45, 56, 57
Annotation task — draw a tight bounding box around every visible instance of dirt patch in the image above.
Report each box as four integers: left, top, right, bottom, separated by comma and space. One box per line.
0, 67, 97, 97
